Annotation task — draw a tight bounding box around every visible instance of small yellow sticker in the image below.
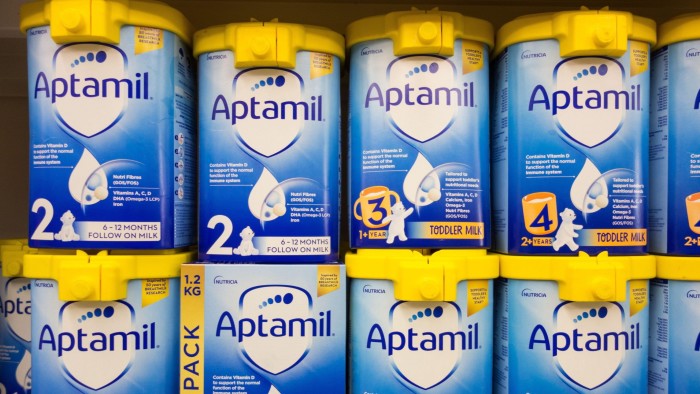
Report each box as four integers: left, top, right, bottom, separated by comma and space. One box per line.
135, 27, 163, 55
318, 265, 341, 297
311, 52, 333, 79
181, 265, 205, 392
462, 40, 484, 75
630, 41, 649, 77
629, 280, 648, 317
142, 278, 169, 308
467, 280, 489, 316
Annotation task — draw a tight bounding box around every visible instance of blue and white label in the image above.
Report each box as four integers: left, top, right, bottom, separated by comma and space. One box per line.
31, 278, 179, 393
27, 26, 195, 249
649, 279, 700, 393
191, 264, 346, 394
199, 51, 339, 262
351, 278, 492, 393
650, 40, 700, 254
350, 39, 490, 249
495, 279, 648, 393
0, 271, 32, 394
492, 40, 649, 255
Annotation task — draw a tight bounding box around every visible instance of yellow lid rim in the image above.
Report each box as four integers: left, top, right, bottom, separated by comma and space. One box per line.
494, 9, 656, 57
20, 0, 194, 46
656, 13, 700, 49
346, 10, 494, 53
656, 255, 700, 280
193, 21, 345, 65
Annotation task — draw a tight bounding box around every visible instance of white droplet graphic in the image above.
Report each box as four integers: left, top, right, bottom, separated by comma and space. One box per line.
391, 302, 460, 390
239, 286, 312, 375
54, 44, 127, 137
404, 153, 440, 206
16, 349, 31, 391
554, 58, 625, 148
4, 278, 31, 343
388, 57, 456, 143
570, 159, 608, 214
249, 169, 286, 222
554, 302, 624, 390
68, 149, 108, 205
234, 70, 303, 157
60, 302, 133, 390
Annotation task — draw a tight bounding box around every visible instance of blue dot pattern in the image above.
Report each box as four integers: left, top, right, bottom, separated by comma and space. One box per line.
573, 63, 609, 81
251, 75, 286, 91
405, 62, 440, 78
17, 283, 31, 294
259, 292, 294, 309
573, 306, 608, 323
78, 306, 114, 323
408, 306, 444, 322
71, 51, 107, 68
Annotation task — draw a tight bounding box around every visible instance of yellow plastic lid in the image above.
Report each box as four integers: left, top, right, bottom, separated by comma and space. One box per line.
194, 21, 345, 68
500, 252, 656, 302
23, 249, 195, 301
20, 0, 194, 46
1, 241, 33, 278
656, 255, 700, 281
656, 13, 700, 49
495, 7, 656, 57
346, 9, 493, 56
345, 249, 498, 302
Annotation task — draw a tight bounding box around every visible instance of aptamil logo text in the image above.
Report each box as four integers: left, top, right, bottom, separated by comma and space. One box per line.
364, 81, 475, 111
216, 285, 330, 375
366, 320, 478, 355
212, 68, 315, 157
37, 301, 152, 391
38, 320, 156, 357
373, 302, 471, 390
529, 57, 636, 148
693, 89, 700, 109
365, 55, 467, 143
34, 43, 147, 138
0, 292, 31, 318
529, 302, 636, 390
215, 308, 332, 342
2, 278, 32, 343
529, 321, 640, 356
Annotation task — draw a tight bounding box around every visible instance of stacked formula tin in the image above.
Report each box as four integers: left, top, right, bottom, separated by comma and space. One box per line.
490, 8, 658, 393
345, 9, 500, 393
648, 13, 700, 393
184, 20, 347, 394
12, 0, 198, 392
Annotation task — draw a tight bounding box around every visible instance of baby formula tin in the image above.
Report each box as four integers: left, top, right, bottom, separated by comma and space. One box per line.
180, 263, 346, 393
494, 253, 655, 393
649, 256, 700, 393
492, 9, 656, 255
0, 241, 33, 394
346, 249, 498, 393
21, 0, 196, 250
347, 10, 493, 249
196, 22, 343, 263
650, 14, 700, 255
24, 249, 194, 393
